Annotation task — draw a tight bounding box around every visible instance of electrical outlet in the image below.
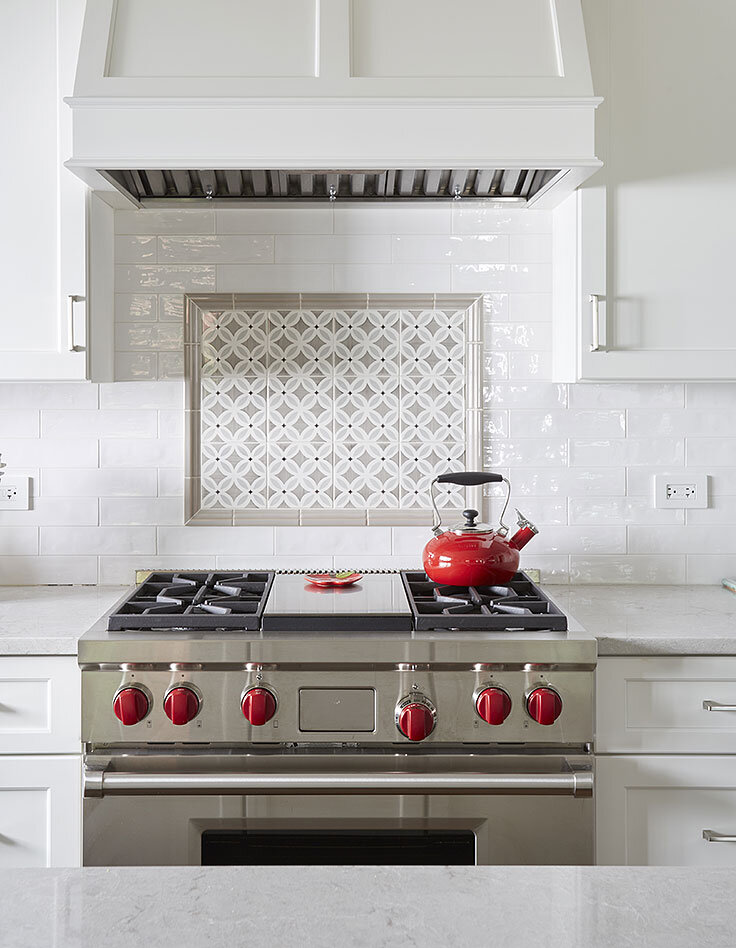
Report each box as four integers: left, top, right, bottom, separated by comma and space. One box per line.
653, 473, 708, 509
0, 476, 31, 510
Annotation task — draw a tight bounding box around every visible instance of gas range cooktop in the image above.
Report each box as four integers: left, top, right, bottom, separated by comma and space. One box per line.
106, 570, 567, 634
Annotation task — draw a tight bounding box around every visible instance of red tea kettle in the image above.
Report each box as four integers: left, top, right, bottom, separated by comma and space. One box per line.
422, 472, 538, 586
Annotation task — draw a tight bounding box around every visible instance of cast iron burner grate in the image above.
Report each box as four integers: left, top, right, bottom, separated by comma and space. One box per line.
108, 571, 274, 631
400, 571, 567, 631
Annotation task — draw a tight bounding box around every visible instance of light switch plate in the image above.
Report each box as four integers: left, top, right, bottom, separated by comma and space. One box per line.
0, 476, 31, 510
653, 473, 708, 509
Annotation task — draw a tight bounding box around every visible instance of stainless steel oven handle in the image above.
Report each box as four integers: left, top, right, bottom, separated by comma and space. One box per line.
703, 829, 736, 843
84, 768, 593, 799
703, 700, 736, 712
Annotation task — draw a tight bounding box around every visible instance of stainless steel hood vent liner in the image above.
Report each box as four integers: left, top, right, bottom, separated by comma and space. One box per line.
104, 168, 562, 205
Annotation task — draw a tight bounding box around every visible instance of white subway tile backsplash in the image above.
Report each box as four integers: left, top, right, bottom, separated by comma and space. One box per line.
158, 526, 274, 555
511, 410, 625, 438
393, 235, 509, 264
100, 380, 182, 409
570, 438, 684, 467
41, 409, 158, 439
158, 236, 273, 264
452, 206, 552, 234
100, 438, 182, 469
0, 410, 39, 437
114, 236, 157, 264
216, 264, 334, 292
217, 207, 333, 235
336, 205, 451, 235
100, 497, 182, 526
1, 438, 97, 468
569, 383, 685, 409
334, 265, 450, 293
115, 265, 216, 292
115, 209, 215, 235
41, 468, 157, 498
2, 206, 732, 585
276, 235, 391, 264
570, 555, 687, 584
40, 526, 156, 556
0, 527, 38, 555
0, 382, 97, 410
0, 555, 98, 585
115, 294, 157, 322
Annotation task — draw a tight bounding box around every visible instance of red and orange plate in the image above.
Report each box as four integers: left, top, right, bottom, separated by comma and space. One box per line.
305, 571, 363, 587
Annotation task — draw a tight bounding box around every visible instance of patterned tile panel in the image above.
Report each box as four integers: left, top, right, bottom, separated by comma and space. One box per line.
190, 295, 481, 521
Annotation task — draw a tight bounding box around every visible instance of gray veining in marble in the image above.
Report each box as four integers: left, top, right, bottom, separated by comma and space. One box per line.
1, 583, 736, 657
0, 586, 126, 654
2, 865, 736, 948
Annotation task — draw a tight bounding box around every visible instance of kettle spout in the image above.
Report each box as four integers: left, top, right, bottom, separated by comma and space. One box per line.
508, 509, 539, 551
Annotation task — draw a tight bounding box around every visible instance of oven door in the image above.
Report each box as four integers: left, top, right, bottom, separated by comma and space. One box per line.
83, 749, 593, 866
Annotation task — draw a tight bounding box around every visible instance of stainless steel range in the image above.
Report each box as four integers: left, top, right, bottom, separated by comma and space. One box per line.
80, 570, 595, 866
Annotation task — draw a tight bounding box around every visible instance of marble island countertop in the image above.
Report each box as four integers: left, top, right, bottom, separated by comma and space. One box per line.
3, 865, 736, 948
0, 583, 735, 656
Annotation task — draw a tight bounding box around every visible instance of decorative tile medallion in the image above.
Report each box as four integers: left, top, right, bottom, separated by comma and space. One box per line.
185, 294, 483, 526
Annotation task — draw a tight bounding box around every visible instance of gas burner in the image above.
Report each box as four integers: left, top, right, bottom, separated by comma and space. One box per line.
108, 571, 273, 631
402, 571, 567, 631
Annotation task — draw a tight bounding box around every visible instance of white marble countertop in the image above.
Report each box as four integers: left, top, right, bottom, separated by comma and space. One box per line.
0, 583, 735, 656
549, 584, 736, 655
3, 865, 736, 947
0, 586, 125, 655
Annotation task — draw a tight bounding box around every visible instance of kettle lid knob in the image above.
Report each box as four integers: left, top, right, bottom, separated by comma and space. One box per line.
462, 508, 479, 527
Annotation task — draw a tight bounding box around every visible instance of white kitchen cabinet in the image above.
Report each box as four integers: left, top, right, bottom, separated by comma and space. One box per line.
554, 0, 736, 381
597, 756, 736, 866
596, 656, 736, 754
0, 756, 81, 867
0, 656, 82, 867
0, 0, 91, 381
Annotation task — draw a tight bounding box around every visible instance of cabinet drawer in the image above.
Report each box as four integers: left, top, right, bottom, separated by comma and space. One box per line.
597, 756, 736, 866
0, 657, 80, 754
0, 756, 81, 867
597, 657, 736, 753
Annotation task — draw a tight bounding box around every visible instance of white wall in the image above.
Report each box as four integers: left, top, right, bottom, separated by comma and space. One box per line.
1, 203, 735, 585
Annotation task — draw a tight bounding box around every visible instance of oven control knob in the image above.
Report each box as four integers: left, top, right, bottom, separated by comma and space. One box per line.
527, 687, 562, 726
113, 687, 149, 726
164, 687, 200, 725
241, 687, 277, 726
476, 687, 512, 726
397, 699, 436, 742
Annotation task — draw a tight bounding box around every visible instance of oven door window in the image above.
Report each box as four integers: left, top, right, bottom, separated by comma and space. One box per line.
201, 829, 475, 866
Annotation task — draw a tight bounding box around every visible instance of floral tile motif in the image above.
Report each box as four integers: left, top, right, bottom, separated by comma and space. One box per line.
195, 299, 474, 516
334, 309, 400, 377
201, 376, 267, 444
268, 376, 333, 442
268, 442, 333, 508
268, 310, 334, 376
201, 441, 267, 508
334, 442, 400, 508
201, 310, 268, 377
399, 442, 467, 508
334, 375, 399, 442
400, 375, 465, 442
400, 309, 465, 377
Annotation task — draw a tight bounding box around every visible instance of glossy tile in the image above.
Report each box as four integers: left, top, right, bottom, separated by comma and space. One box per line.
41, 468, 158, 498
570, 438, 684, 467
115, 294, 157, 322
216, 264, 333, 292
115, 209, 215, 235
511, 410, 625, 438
115, 265, 216, 292
217, 207, 333, 234
40, 526, 156, 556
393, 235, 509, 264
569, 497, 683, 525
570, 555, 687, 584
114, 236, 157, 264
41, 409, 157, 439
276, 235, 391, 264
159, 235, 273, 264
335, 205, 451, 234
487, 323, 552, 351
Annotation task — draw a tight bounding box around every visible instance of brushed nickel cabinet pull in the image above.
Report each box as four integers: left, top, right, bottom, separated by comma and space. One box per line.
589, 294, 605, 351
703, 700, 736, 712
67, 294, 86, 352
703, 829, 736, 842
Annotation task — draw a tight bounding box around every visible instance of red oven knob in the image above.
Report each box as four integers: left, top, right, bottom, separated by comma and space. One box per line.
397, 702, 436, 742
527, 687, 562, 726
476, 687, 512, 726
241, 687, 277, 726
164, 687, 200, 725
113, 687, 149, 726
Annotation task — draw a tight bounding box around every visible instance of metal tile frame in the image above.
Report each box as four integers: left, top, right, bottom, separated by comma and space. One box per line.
184, 293, 484, 526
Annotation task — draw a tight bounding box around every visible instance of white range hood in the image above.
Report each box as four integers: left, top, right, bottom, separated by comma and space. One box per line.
65, 0, 601, 208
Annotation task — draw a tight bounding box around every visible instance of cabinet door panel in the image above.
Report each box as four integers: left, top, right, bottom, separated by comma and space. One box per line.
0, 657, 80, 755
597, 756, 736, 866
0, 757, 81, 868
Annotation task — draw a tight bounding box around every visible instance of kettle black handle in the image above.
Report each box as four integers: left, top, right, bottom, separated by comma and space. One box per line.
435, 471, 504, 487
